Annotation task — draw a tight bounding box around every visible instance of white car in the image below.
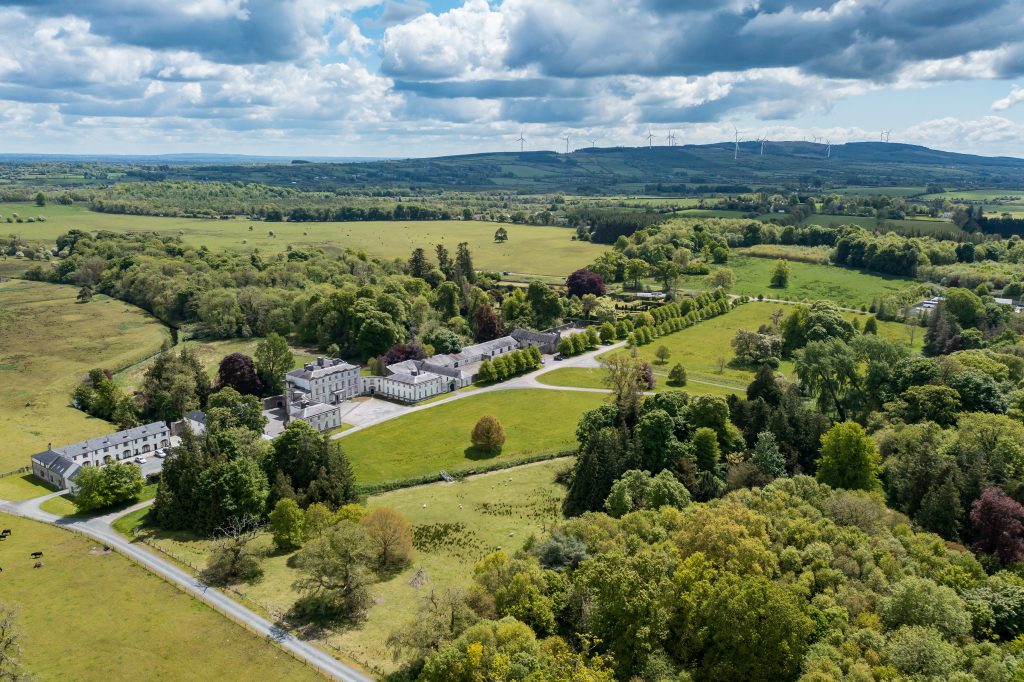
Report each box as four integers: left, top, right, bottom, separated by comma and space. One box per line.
135, 457, 147, 464
154, 450, 165, 458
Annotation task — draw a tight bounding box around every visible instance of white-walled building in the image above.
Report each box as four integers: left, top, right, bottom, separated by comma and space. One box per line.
283, 358, 360, 432
31, 421, 171, 489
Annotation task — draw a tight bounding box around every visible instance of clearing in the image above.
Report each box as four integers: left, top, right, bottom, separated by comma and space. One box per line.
0, 280, 169, 475
121, 458, 569, 677
338, 389, 603, 485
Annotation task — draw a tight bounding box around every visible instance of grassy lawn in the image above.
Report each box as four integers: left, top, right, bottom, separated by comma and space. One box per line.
676, 255, 913, 308
338, 389, 604, 485
0, 202, 604, 277
126, 458, 569, 676
536, 366, 744, 398
590, 301, 920, 391
0, 279, 170, 474
0, 512, 324, 682
39, 483, 158, 517
114, 337, 318, 394
0, 474, 58, 502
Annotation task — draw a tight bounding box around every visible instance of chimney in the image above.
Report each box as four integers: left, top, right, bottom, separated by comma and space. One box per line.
318, 358, 327, 368
47, 442, 51, 451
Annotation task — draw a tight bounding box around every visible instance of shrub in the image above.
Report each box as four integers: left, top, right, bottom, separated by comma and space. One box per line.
668, 363, 687, 386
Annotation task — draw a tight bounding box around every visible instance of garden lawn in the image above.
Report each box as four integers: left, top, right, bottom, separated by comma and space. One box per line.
536, 366, 744, 398
125, 458, 569, 677
0, 279, 170, 475
675, 255, 913, 308
0, 512, 323, 682
0, 202, 603, 277
0, 474, 58, 502
338, 389, 604, 485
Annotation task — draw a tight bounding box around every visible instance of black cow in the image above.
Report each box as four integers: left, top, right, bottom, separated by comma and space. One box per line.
30, 551, 43, 559
33, 562, 42, 569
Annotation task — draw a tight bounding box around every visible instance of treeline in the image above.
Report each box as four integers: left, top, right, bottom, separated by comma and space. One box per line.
565, 207, 666, 243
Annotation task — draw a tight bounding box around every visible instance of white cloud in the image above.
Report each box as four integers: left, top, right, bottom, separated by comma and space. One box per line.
992, 85, 1024, 111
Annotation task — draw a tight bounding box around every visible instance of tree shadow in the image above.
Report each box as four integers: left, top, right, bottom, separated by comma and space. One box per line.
463, 446, 502, 461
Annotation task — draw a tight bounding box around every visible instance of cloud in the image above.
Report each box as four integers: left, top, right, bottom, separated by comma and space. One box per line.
992, 85, 1024, 111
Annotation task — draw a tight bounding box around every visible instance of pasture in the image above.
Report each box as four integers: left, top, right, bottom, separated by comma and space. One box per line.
124, 458, 569, 676
0, 280, 170, 475
800, 213, 963, 237
0, 512, 323, 682
0, 202, 603, 277
337, 389, 604, 485
536, 366, 743, 398
675, 255, 913, 308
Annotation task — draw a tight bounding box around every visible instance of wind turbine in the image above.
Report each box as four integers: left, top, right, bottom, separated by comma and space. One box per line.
733, 126, 741, 160
759, 137, 766, 156
590, 138, 597, 149
825, 139, 832, 159
883, 129, 892, 143
646, 127, 655, 148
666, 130, 676, 146
563, 135, 570, 154
516, 130, 526, 152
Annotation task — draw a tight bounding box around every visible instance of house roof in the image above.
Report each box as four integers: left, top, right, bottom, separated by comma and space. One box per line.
39, 421, 168, 460
185, 410, 206, 425
286, 358, 358, 381
291, 402, 340, 419
511, 328, 559, 344
449, 336, 518, 362
32, 450, 81, 481
387, 371, 443, 385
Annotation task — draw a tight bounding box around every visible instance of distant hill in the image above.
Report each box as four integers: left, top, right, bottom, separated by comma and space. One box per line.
6, 142, 1024, 193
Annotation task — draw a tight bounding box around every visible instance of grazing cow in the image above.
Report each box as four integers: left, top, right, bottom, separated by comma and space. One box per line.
1, 529, 11, 535
103, 545, 111, 552
33, 562, 42, 569
30, 551, 42, 559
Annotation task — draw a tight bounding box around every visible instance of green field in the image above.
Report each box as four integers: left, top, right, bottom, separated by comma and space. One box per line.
536, 366, 743, 397
0, 279, 170, 475
0, 512, 324, 682
676, 255, 913, 308
547, 302, 921, 393
124, 458, 568, 676
338, 389, 604, 484
114, 337, 318, 394
38, 482, 158, 517
800, 213, 963, 236
0, 202, 603, 277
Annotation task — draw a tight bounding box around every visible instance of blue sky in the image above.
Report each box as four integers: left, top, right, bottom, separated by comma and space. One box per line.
1, 0, 1023, 158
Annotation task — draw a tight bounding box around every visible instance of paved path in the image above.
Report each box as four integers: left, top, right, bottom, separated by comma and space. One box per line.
0, 497, 373, 682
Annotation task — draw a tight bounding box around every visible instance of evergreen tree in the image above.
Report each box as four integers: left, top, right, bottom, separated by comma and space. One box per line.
668, 363, 687, 386
692, 427, 721, 473
924, 301, 955, 356
863, 316, 879, 335
747, 363, 782, 405
750, 430, 786, 479
435, 244, 454, 280
455, 242, 476, 283
408, 247, 430, 279
563, 427, 626, 516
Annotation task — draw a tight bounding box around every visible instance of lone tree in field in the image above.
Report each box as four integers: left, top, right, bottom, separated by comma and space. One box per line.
494, 226, 509, 243
668, 363, 687, 386
655, 345, 671, 365
471, 415, 506, 453
770, 259, 791, 288
77, 285, 93, 303
360, 507, 414, 569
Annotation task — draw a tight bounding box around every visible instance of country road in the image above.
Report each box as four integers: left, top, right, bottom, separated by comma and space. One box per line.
0, 494, 373, 682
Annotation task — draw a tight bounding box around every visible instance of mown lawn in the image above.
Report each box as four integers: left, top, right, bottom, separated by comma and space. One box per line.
124, 458, 569, 676
0, 201, 603, 277
0, 512, 324, 682
338, 389, 604, 485
536, 366, 744, 398
0, 280, 170, 475
675, 255, 914, 308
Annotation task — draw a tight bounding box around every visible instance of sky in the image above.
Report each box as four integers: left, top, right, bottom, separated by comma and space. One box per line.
1, 0, 1024, 158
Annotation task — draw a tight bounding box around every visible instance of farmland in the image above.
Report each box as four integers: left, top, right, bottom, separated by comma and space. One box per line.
0, 279, 169, 475
337, 389, 604, 485
0, 201, 603, 276
0, 512, 323, 682
120, 458, 569, 676
676, 254, 914, 308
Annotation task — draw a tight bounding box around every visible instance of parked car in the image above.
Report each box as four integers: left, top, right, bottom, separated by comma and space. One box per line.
154, 450, 165, 458
135, 456, 147, 464
554, 354, 565, 361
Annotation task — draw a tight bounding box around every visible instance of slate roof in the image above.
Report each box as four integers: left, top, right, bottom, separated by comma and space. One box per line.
36, 421, 168, 460
291, 402, 340, 419
511, 328, 559, 345
286, 358, 358, 381
32, 450, 81, 481
449, 336, 518, 362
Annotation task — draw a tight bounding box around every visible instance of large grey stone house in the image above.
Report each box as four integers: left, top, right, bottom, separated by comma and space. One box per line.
284, 358, 361, 432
